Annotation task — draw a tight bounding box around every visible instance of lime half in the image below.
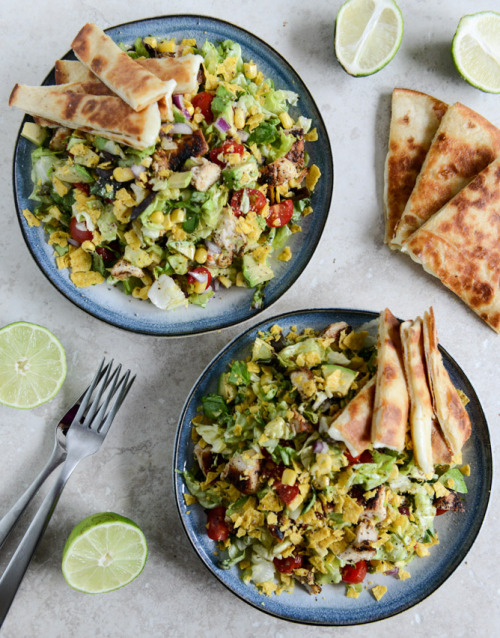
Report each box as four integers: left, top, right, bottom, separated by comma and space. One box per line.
0, 321, 66, 409
335, 0, 404, 76
452, 11, 500, 93
62, 513, 148, 594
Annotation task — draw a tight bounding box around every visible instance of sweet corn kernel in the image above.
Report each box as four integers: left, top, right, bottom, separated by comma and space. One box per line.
244, 61, 257, 79
157, 39, 176, 53
281, 469, 297, 486
305, 128, 318, 142
192, 280, 207, 294
144, 37, 157, 48
171, 208, 186, 223
254, 71, 264, 85
234, 107, 246, 129
150, 210, 165, 225
236, 272, 246, 287
81, 240, 95, 253
218, 275, 232, 288
194, 246, 208, 264
113, 166, 135, 182
278, 111, 294, 129
163, 215, 173, 230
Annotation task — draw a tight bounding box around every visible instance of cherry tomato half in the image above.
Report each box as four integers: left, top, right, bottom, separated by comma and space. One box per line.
436, 508, 447, 516
345, 449, 373, 466
265, 200, 293, 228
209, 140, 245, 168
230, 188, 267, 217
191, 91, 214, 124
274, 481, 300, 506
273, 554, 303, 574
206, 506, 230, 541
69, 217, 93, 244
187, 266, 212, 291
341, 560, 368, 584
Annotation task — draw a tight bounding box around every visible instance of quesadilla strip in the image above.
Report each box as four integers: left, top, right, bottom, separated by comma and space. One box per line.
400, 318, 434, 474
55, 55, 202, 95
422, 308, 472, 455
431, 421, 453, 466
322, 377, 375, 457
9, 84, 161, 150
384, 89, 447, 247
71, 23, 174, 112
404, 156, 500, 333
392, 102, 500, 247
372, 308, 409, 452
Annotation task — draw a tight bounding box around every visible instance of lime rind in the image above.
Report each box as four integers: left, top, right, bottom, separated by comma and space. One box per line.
452, 11, 500, 94
335, 0, 404, 77
62, 512, 148, 594
0, 321, 66, 409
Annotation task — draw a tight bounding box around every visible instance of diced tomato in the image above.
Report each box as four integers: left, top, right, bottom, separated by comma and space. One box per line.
206, 506, 230, 541
265, 200, 293, 227
341, 560, 368, 584
273, 554, 303, 574
74, 182, 91, 196
345, 449, 373, 465
187, 266, 212, 291
230, 188, 267, 217
275, 481, 300, 506
69, 217, 93, 244
191, 92, 214, 124
435, 508, 447, 516
96, 246, 114, 262
209, 140, 245, 167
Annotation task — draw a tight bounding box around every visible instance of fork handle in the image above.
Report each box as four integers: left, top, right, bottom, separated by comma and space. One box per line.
0, 442, 66, 550
0, 454, 80, 626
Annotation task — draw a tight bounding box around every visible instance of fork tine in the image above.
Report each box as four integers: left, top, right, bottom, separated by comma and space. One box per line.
72, 358, 111, 424
82, 363, 120, 429
97, 371, 135, 436
86, 365, 124, 431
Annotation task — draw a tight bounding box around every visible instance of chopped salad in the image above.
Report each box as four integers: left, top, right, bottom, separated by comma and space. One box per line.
183, 321, 469, 599
23, 36, 321, 311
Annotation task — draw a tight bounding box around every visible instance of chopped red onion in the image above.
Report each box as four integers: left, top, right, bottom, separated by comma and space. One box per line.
169, 122, 193, 135
213, 278, 220, 292
313, 440, 329, 454
68, 237, 80, 247
188, 270, 208, 283
214, 117, 230, 134
130, 164, 146, 178
172, 94, 191, 119
205, 239, 221, 253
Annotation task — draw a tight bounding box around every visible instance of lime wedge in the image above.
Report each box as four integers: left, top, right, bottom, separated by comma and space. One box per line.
62, 513, 148, 594
0, 321, 66, 409
452, 11, 500, 93
335, 0, 404, 76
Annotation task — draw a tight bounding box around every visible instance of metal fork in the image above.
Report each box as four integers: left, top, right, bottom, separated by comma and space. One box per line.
0, 359, 135, 625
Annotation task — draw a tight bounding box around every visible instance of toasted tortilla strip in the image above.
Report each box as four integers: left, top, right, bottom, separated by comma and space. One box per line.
431, 421, 453, 466
72, 23, 173, 111
404, 156, 500, 333
372, 309, 409, 452
384, 89, 447, 247
392, 102, 500, 247
401, 318, 434, 474
322, 377, 375, 457
55, 55, 202, 95
422, 308, 472, 455
9, 84, 160, 149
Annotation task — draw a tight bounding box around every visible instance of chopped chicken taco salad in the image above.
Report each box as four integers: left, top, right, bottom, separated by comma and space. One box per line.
20, 34, 321, 310
182, 310, 471, 599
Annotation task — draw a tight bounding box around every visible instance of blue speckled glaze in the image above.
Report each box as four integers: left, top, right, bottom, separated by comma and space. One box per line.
173, 308, 492, 626
13, 15, 333, 337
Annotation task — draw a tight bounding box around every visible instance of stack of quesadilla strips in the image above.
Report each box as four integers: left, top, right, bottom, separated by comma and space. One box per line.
324, 307, 471, 475
384, 88, 500, 333
9, 23, 203, 150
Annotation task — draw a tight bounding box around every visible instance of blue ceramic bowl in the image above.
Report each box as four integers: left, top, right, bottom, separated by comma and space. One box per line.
12, 15, 333, 336
174, 308, 492, 625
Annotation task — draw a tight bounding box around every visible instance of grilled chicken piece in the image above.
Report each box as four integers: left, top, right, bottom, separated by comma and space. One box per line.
320, 322, 352, 343
260, 157, 302, 187
49, 126, 71, 151
194, 443, 215, 477
293, 568, 322, 595
434, 491, 465, 513
191, 158, 221, 192
221, 452, 261, 494
285, 128, 305, 166
206, 250, 233, 268
110, 259, 145, 280
338, 545, 377, 563
354, 520, 378, 548
288, 409, 314, 434
153, 129, 209, 173
212, 208, 247, 254
363, 486, 387, 522
290, 367, 317, 401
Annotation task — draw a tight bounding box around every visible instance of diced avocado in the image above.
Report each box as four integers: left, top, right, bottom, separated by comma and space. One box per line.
167, 240, 196, 260
167, 253, 189, 275
53, 163, 94, 184
218, 372, 237, 402
251, 337, 275, 362
242, 254, 273, 288
167, 171, 192, 189
321, 364, 358, 397
222, 159, 259, 190
21, 122, 47, 146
